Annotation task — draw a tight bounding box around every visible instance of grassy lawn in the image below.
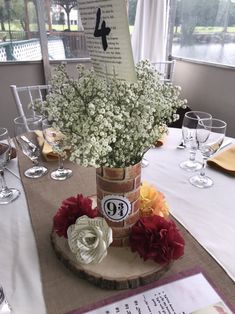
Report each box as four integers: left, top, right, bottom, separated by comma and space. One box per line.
0, 22, 81, 32
1, 23, 235, 35
129, 25, 134, 34
195, 26, 235, 33
175, 26, 235, 34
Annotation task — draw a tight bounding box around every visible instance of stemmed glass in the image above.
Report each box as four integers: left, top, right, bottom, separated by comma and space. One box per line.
42, 119, 72, 181
141, 157, 149, 168
0, 127, 20, 204
179, 111, 212, 171
189, 118, 227, 188
14, 116, 48, 178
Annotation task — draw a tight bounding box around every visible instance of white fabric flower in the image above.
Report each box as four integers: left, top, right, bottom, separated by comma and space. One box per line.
67, 215, 113, 265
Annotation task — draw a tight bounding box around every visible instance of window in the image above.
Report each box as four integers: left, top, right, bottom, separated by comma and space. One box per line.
172, 0, 235, 67
0, 0, 41, 61
128, 0, 138, 34
0, 0, 89, 62
47, 0, 89, 59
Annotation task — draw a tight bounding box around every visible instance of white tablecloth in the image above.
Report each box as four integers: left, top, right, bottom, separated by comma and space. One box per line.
0, 128, 234, 314
142, 128, 235, 283
0, 159, 46, 314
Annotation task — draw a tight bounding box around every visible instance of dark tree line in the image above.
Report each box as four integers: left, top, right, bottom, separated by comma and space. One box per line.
175, 0, 235, 44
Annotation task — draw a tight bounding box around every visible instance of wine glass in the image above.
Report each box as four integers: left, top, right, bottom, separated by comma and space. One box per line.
0, 127, 20, 205
189, 118, 227, 188
141, 157, 149, 168
14, 116, 48, 179
179, 111, 212, 171
42, 119, 72, 181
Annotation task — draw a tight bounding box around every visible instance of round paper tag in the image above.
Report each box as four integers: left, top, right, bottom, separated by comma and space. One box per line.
101, 195, 131, 222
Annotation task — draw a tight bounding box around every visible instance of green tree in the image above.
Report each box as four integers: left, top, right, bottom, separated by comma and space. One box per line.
0, 0, 7, 31
10, 0, 36, 31
229, 1, 235, 25
52, 0, 77, 30
177, 0, 220, 45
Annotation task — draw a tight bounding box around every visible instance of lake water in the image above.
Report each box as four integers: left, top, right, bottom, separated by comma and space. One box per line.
172, 43, 235, 66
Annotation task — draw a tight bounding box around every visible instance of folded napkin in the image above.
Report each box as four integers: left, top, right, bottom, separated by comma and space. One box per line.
154, 135, 166, 147
35, 130, 58, 161
207, 144, 235, 176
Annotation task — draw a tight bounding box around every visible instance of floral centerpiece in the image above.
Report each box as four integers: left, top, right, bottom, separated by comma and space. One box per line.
53, 184, 185, 265
38, 60, 186, 261
37, 60, 186, 168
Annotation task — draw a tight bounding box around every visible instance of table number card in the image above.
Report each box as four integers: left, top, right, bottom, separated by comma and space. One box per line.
78, 0, 137, 82
68, 270, 234, 314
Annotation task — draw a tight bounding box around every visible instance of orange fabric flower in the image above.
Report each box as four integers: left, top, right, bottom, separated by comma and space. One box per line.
140, 182, 169, 218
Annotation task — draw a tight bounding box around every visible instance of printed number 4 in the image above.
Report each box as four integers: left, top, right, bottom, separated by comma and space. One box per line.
94, 8, 111, 51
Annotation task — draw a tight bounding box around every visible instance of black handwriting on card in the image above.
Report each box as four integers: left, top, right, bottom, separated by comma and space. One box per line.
94, 8, 111, 51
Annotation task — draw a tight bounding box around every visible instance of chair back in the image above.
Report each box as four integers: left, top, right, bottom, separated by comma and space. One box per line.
151, 60, 176, 83
10, 84, 51, 119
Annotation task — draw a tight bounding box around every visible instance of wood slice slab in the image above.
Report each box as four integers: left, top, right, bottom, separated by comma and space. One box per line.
51, 231, 170, 290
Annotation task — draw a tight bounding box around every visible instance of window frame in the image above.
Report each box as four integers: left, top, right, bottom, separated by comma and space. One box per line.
167, 0, 235, 70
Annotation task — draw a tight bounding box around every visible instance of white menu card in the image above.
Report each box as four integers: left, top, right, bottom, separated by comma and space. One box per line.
74, 272, 233, 314
78, 0, 137, 82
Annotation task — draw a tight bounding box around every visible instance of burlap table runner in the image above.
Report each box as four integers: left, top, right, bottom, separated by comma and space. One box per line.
17, 152, 235, 314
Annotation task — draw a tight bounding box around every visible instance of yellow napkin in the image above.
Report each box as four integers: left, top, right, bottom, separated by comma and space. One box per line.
35, 130, 58, 161
207, 144, 235, 176
154, 134, 166, 147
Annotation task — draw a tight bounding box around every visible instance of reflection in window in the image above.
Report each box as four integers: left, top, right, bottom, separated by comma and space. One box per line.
172, 0, 235, 66
0, 0, 89, 62
0, 0, 40, 61
47, 0, 89, 59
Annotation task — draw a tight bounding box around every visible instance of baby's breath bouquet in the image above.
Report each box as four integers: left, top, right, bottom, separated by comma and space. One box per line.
38, 60, 186, 168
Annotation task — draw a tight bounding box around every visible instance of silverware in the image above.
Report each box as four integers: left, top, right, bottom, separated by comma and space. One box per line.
5, 167, 20, 179
20, 135, 37, 153
177, 140, 186, 149
219, 139, 232, 151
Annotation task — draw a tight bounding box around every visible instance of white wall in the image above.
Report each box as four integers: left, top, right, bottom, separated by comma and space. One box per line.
0, 60, 92, 137
0, 59, 234, 137
0, 61, 45, 137
173, 59, 235, 137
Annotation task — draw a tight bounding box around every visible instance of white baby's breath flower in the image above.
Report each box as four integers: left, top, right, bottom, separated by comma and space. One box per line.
35, 61, 186, 168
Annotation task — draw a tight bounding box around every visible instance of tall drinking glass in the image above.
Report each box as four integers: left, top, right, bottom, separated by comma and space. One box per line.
0, 127, 20, 204
42, 119, 72, 181
179, 111, 212, 171
189, 118, 227, 188
14, 116, 48, 178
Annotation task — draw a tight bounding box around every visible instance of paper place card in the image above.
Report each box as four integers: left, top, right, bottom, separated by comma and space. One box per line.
78, 0, 137, 82
68, 269, 234, 314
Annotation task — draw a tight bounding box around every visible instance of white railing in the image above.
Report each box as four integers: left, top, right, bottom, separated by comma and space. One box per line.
0, 37, 65, 61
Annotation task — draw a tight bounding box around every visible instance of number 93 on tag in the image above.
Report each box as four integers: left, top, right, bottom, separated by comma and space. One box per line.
101, 195, 131, 222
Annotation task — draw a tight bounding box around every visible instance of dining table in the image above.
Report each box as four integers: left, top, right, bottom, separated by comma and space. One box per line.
0, 127, 235, 314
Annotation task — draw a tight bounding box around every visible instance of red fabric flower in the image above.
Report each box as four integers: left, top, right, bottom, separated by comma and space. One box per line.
130, 215, 185, 264
53, 194, 98, 238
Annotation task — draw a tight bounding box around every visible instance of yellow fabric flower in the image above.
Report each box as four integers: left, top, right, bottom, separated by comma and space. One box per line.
140, 182, 169, 218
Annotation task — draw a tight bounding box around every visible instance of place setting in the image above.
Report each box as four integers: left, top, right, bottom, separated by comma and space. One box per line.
0, 127, 20, 205
13, 115, 73, 182
178, 110, 234, 188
